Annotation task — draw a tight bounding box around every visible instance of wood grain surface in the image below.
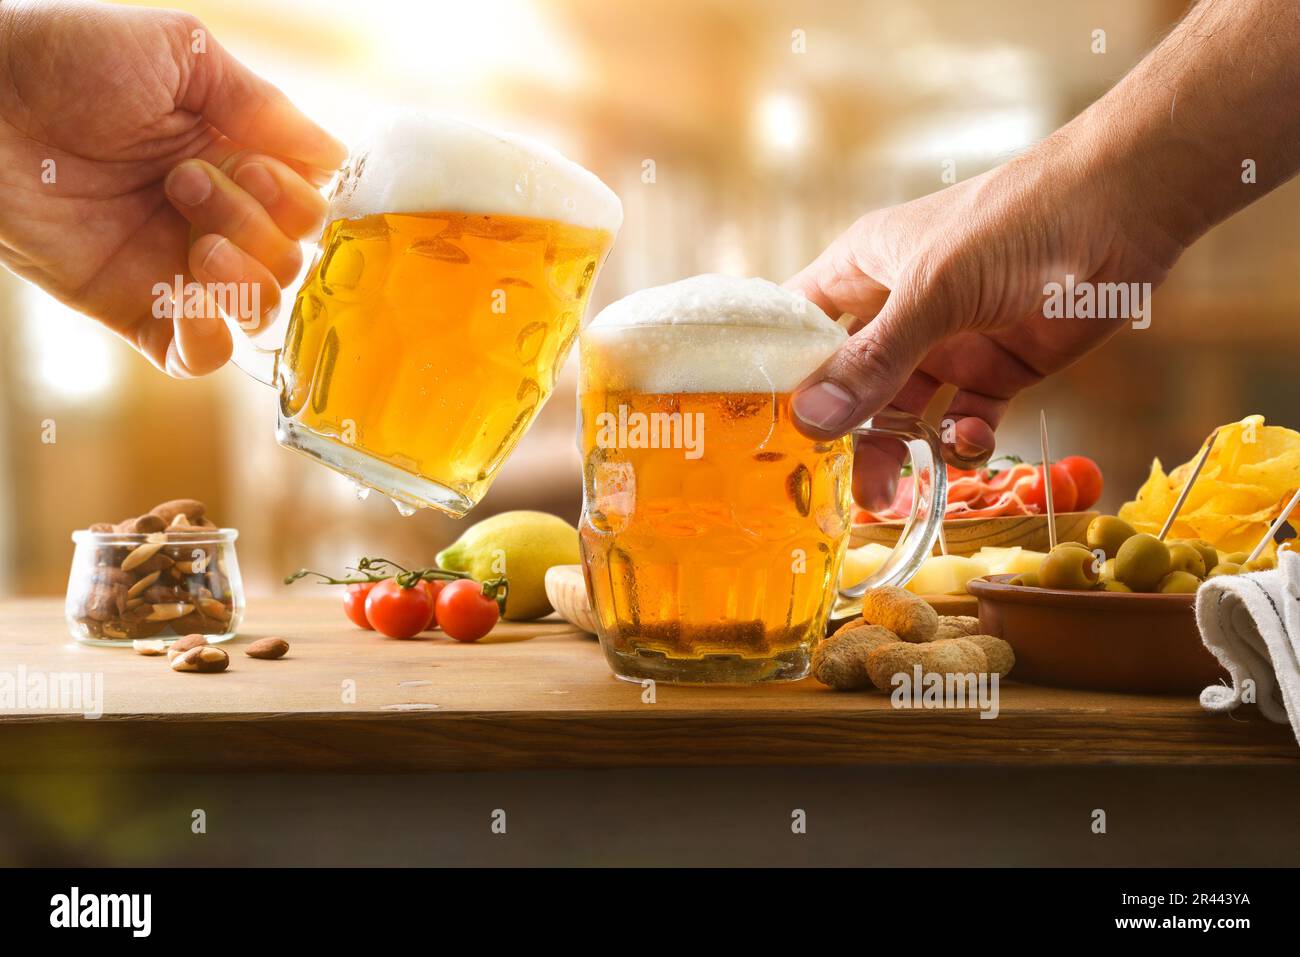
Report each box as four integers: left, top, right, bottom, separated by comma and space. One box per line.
0, 598, 1293, 771
851, 511, 1097, 554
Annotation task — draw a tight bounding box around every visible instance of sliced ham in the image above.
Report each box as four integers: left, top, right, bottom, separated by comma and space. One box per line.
853, 463, 1040, 524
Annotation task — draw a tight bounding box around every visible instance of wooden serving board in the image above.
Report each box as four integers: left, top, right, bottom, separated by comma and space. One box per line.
0, 597, 1294, 772
851, 511, 1097, 556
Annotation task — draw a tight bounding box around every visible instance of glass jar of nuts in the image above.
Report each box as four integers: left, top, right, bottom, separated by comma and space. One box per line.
65, 499, 243, 646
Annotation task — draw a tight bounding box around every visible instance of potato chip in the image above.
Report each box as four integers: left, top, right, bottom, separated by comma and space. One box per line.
1119, 415, 1300, 552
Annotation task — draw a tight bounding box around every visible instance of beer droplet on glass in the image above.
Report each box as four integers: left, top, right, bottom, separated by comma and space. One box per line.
813, 451, 852, 539
586, 449, 634, 534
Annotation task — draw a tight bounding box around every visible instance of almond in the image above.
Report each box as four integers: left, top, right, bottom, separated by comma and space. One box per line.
115, 514, 166, 535
121, 541, 163, 572
197, 597, 231, 621
86, 583, 125, 622
130, 552, 175, 576
143, 584, 187, 604
146, 602, 193, 622
127, 570, 161, 599
245, 637, 289, 660
123, 602, 153, 622
170, 645, 229, 673
167, 633, 208, 661
92, 566, 132, 587
149, 499, 206, 525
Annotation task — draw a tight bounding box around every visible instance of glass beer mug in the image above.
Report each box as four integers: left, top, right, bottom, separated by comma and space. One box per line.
578, 275, 980, 685
225, 113, 622, 517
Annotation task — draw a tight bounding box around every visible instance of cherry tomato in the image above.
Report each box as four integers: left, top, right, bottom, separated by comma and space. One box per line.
435, 579, 501, 643
418, 579, 448, 630
1014, 462, 1078, 513
364, 578, 435, 639
1058, 455, 1103, 510
343, 582, 376, 630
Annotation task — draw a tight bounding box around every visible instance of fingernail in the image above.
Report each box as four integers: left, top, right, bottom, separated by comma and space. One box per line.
955, 434, 993, 459
164, 341, 195, 379
234, 163, 280, 207
165, 163, 212, 206
792, 380, 856, 431
198, 237, 238, 277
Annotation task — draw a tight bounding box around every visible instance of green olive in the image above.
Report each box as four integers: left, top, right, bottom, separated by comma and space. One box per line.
1039, 543, 1101, 590
1222, 551, 1249, 565
1009, 571, 1040, 588
1207, 562, 1242, 578
1157, 570, 1201, 594
1183, 539, 1219, 575
1099, 558, 1117, 580
1097, 579, 1132, 593
1115, 533, 1171, 592
1243, 555, 1277, 572
1166, 543, 1206, 578
1085, 515, 1138, 559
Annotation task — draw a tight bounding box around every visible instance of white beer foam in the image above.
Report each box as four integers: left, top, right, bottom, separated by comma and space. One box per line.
327, 112, 623, 234
583, 275, 847, 393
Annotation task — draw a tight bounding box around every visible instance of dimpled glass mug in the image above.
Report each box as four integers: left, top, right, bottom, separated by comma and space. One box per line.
578, 275, 981, 685
224, 113, 622, 517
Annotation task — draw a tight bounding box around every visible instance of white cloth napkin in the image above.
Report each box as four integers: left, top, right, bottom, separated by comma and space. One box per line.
1196, 549, 1300, 743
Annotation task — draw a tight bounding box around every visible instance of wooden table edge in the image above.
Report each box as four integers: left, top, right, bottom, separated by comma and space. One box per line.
3, 707, 1295, 772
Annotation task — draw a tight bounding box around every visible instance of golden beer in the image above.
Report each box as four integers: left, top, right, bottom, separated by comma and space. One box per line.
275, 114, 621, 516
579, 275, 958, 684
580, 387, 852, 680
578, 275, 856, 683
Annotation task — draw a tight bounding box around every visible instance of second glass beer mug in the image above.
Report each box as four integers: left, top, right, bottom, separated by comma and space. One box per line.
230, 113, 622, 517
578, 275, 969, 685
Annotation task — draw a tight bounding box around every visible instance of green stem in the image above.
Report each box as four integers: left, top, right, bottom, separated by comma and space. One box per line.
480, 576, 509, 614
283, 569, 386, 587
286, 556, 480, 590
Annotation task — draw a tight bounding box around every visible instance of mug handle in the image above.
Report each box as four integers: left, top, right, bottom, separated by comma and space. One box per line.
833, 410, 988, 617
216, 213, 330, 388
222, 310, 284, 388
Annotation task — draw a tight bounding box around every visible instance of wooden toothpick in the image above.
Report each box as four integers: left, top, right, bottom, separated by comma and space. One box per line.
1157, 430, 1220, 542
1040, 410, 1056, 551
1246, 487, 1300, 564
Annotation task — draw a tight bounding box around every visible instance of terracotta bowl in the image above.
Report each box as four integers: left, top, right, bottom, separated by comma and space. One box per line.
966, 574, 1227, 693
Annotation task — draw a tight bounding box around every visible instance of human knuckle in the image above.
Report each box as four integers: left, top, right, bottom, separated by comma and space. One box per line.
835, 331, 896, 391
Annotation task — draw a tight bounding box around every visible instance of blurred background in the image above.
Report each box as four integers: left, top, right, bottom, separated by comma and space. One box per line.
2, 0, 1296, 596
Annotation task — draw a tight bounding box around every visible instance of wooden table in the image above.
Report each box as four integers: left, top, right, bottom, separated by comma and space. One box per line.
1, 598, 1294, 771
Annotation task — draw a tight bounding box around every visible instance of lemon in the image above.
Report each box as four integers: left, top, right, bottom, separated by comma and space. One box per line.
436, 511, 580, 621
